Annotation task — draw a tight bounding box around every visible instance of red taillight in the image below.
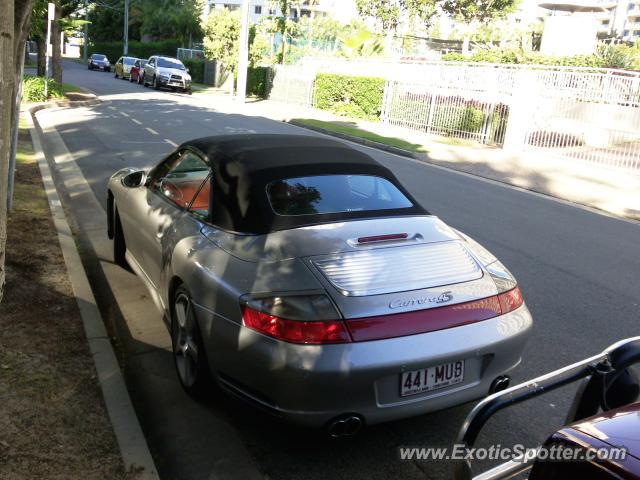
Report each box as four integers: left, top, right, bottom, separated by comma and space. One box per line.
497, 287, 523, 314
346, 287, 524, 342
241, 306, 351, 344
357, 233, 408, 244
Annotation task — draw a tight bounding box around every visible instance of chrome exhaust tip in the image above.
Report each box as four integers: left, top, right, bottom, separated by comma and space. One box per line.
489, 375, 511, 394
327, 414, 363, 438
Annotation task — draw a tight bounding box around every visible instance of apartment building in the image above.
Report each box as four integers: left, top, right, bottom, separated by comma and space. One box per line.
203, 0, 358, 23
595, 0, 640, 40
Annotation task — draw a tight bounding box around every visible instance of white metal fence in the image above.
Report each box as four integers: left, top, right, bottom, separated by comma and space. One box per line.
517, 70, 640, 171
177, 48, 204, 60
267, 61, 640, 172
266, 65, 316, 106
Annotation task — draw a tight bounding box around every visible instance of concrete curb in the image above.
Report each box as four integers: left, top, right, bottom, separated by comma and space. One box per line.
26, 91, 102, 114
27, 109, 159, 480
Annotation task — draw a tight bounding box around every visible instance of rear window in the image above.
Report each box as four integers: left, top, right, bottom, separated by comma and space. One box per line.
267, 175, 413, 216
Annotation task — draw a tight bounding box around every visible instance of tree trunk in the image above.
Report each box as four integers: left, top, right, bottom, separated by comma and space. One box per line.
36, 37, 46, 76
385, 28, 394, 55
0, 0, 34, 302
52, 4, 62, 84
462, 35, 470, 56
0, 0, 15, 303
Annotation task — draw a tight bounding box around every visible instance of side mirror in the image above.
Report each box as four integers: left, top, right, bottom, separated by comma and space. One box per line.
186, 68, 190, 73
122, 170, 147, 188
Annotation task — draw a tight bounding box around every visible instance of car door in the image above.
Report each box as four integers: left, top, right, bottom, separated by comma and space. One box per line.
120, 149, 211, 289
145, 57, 155, 83
116, 56, 123, 76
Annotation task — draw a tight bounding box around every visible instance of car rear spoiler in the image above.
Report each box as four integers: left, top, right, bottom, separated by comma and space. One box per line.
453, 336, 640, 480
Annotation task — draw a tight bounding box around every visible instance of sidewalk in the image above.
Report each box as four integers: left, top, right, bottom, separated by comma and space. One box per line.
193, 90, 640, 222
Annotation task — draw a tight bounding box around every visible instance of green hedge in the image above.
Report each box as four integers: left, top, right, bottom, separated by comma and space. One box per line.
182, 59, 204, 83
314, 73, 385, 120
442, 49, 607, 68
247, 66, 269, 97
22, 74, 65, 102
88, 40, 181, 62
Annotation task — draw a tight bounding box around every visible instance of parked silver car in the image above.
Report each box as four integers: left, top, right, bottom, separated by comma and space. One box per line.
143, 55, 192, 94
107, 135, 532, 434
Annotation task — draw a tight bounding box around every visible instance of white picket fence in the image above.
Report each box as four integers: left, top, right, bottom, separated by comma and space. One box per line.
267, 61, 640, 172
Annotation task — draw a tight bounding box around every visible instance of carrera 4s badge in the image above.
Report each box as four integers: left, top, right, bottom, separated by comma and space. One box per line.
389, 291, 453, 309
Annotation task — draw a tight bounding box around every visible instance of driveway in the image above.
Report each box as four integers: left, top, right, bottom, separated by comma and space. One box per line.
34, 59, 640, 480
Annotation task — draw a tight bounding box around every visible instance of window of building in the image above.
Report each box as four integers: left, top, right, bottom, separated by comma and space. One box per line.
254, 5, 262, 14
624, 29, 630, 36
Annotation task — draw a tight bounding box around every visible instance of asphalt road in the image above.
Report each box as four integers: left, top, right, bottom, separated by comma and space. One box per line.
42, 59, 640, 480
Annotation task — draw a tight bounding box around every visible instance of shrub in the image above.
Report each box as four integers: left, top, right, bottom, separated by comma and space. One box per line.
88, 40, 181, 63
22, 74, 65, 102
597, 43, 637, 69
314, 73, 385, 120
182, 59, 204, 83
442, 48, 609, 69
247, 66, 269, 97
432, 105, 485, 133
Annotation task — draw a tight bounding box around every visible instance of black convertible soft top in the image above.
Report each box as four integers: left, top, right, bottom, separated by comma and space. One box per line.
183, 134, 428, 234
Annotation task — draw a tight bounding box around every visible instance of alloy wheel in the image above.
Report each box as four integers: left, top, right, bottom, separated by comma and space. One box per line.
172, 293, 199, 389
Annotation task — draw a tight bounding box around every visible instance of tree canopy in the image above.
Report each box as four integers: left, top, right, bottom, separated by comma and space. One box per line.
355, 0, 439, 32
440, 0, 520, 24
87, 0, 201, 45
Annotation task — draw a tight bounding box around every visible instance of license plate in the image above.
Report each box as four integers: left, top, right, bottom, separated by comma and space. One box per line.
400, 360, 465, 396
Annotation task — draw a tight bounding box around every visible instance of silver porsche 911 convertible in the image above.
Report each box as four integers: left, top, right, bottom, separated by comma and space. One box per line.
107, 134, 532, 435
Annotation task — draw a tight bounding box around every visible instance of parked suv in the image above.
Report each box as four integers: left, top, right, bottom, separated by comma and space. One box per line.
143, 56, 192, 94
114, 56, 137, 80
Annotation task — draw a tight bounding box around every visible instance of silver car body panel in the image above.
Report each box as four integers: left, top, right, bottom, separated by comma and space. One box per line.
312, 241, 483, 297
108, 162, 533, 427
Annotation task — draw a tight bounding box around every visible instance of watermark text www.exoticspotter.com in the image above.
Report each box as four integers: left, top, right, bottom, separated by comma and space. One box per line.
398, 444, 628, 462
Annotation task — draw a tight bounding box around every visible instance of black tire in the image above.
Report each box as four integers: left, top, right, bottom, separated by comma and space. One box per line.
138, 75, 143, 85
87, 64, 91, 70
112, 206, 128, 269
114, 71, 118, 78
153, 75, 159, 90
171, 285, 212, 397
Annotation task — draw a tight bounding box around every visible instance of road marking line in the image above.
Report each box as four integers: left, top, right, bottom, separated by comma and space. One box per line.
146, 127, 159, 135
164, 139, 178, 147
108, 106, 115, 110
131, 118, 142, 125
120, 111, 130, 117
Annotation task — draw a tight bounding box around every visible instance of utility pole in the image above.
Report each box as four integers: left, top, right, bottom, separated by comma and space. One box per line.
44, 2, 54, 98
83, 1, 88, 62
123, 0, 129, 55
236, 0, 250, 103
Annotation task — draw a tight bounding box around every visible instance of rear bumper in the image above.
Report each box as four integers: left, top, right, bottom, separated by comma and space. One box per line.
197, 303, 533, 428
